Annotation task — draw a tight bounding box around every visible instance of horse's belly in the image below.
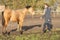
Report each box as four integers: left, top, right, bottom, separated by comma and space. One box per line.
10, 11, 18, 22
10, 16, 17, 22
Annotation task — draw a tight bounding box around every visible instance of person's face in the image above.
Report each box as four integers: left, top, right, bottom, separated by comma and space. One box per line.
44, 5, 48, 8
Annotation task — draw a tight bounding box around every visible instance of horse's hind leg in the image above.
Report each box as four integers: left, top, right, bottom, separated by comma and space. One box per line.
2, 21, 7, 35
2, 11, 5, 26
2, 11, 7, 35
2, 19, 10, 35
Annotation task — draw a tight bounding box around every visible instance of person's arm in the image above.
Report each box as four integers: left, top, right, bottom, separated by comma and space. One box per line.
42, 8, 46, 18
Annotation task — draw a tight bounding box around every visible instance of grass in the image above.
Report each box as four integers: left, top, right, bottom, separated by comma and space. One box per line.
0, 31, 60, 40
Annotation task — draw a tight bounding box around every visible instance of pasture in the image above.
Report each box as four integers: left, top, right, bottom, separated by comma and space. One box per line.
0, 11, 60, 40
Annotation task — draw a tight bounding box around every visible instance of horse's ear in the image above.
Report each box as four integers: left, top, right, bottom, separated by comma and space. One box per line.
25, 6, 31, 9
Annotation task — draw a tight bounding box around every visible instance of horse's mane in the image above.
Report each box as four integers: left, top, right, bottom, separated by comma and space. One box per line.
25, 6, 31, 9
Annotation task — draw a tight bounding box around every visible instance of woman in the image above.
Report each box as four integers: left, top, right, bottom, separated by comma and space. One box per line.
43, 3, 52, 33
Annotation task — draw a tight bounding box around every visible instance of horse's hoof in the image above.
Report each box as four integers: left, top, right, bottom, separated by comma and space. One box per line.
20, 31, 23, 34
2, 32, 5, 35
2, 31, 7, 35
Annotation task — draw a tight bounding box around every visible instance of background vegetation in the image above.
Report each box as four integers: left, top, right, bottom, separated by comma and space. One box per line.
0, 31, 60, 40
0, 0, 56, 10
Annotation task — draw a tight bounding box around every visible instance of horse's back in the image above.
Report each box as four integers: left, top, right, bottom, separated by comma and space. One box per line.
10, 10, 18, 21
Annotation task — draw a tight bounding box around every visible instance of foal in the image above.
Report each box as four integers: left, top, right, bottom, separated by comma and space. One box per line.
2, 5, 35, 35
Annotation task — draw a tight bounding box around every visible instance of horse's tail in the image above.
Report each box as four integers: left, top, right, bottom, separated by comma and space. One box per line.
2, 11, 5, 26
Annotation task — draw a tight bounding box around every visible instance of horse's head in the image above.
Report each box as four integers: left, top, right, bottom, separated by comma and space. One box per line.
25, 6, 35, 16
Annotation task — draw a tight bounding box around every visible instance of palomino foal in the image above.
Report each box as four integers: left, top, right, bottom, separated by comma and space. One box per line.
2, 5, 35, 35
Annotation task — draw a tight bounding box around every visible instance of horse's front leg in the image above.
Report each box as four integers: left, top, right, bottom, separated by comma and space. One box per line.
18, 20, 23, 34
17, 15, 24, 34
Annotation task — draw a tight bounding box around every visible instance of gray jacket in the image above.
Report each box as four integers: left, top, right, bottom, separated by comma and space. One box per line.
43, 7, 51, 23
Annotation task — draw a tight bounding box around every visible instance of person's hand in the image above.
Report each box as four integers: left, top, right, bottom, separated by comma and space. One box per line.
48, 19, 50, 21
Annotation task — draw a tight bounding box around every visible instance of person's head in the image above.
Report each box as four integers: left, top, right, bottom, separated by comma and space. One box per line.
44, 3, 49, 8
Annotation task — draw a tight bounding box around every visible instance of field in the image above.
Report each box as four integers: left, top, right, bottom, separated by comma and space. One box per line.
0, 31, 60, 40
0, 13, 60, 40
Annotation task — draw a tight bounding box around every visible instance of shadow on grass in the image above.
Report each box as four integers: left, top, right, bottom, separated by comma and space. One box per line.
10, 24, 41, 32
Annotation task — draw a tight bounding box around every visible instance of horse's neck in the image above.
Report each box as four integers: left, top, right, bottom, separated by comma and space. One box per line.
22, 8, 28, 14
15, 8, 28, 16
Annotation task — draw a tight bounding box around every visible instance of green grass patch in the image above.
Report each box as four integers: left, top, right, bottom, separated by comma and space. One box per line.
0, 31, 60, 40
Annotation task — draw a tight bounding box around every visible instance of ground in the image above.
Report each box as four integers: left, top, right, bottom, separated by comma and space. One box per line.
0, 13, 60, 40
